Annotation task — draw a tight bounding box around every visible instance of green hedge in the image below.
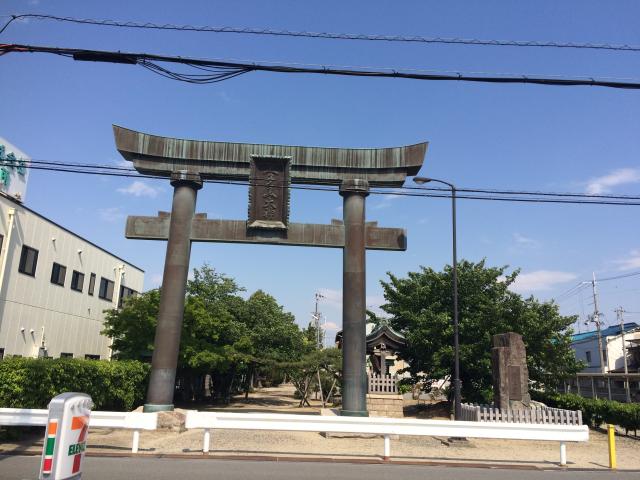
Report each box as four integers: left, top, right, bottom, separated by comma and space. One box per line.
0, 358, 150, 411
534, 391, 640, 432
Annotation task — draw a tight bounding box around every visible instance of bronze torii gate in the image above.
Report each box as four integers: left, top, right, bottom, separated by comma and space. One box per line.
114, 125, 427, 415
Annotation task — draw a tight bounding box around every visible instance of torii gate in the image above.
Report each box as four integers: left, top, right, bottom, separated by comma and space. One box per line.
114, 125, 427, 416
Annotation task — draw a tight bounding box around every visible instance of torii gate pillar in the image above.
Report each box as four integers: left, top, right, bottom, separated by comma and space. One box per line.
144, 171, 202, 412
340, 179, 369, 416
113, 125, 427, 414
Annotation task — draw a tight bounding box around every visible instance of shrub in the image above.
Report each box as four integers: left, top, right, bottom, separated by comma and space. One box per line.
533, 391, 640, 433
0, 357, 150, 411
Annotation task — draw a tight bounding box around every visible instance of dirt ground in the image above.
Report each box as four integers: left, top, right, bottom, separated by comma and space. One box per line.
2, 385, 638, 470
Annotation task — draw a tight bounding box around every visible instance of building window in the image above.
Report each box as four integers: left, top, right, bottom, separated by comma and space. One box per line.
118, 285, 138, 308
585, 351, 592, 363
50, 262, 67, 286
0, 234, 3, 259
84, 354, 100, 360
98, 277, 114, 301
0, 348, 4, 360
60, 352, 73, 358
88, 273, 96, 296
18, 245, 38, 276
70, 271, 85, 292
602, 349, 607, 362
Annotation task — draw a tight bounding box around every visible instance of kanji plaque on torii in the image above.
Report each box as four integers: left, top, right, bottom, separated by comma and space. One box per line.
114, 125, 427, 416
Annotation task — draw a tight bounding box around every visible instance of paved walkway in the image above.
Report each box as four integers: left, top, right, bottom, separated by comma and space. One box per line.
3, 456, 640, 480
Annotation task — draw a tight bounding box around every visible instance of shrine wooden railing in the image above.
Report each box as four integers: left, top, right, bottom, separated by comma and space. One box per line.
460, 403, 582, 425
368, 373, 398, 394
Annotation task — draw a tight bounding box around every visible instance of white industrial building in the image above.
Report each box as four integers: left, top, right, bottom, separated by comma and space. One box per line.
0, 137, 144, 359
570, 323, 640, 373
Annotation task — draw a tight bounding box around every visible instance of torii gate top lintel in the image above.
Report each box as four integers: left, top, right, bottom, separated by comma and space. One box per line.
113, 125, 427, 187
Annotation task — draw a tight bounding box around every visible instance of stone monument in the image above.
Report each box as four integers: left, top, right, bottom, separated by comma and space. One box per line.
491, 332, 531, 409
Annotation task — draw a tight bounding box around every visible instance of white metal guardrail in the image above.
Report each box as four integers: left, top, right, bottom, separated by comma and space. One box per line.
185, 411, 589, 465
0, 408, 157, 453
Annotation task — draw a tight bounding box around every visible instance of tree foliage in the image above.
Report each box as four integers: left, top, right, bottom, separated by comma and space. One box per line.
102, 264, 309, 402
379, 259, 582, 403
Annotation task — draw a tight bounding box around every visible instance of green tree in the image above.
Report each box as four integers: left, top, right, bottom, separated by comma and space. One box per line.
103, 264, 306, 403
379, 259, 582, 403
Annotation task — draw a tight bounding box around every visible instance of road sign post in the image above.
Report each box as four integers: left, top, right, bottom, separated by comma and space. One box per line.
39, 393, 92, 480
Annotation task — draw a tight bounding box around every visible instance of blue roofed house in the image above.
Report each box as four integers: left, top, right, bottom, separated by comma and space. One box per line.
570, 322, 640, 373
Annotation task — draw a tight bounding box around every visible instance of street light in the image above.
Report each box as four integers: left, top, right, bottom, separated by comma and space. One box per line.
413, 176, 462, 420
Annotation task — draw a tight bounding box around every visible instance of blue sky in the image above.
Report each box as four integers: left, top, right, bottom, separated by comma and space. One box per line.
2, 1, 640, 339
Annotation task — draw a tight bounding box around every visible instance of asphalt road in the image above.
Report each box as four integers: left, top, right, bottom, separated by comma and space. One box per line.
2, 455, 639, 480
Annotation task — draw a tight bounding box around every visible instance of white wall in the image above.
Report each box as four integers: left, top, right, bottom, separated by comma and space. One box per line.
605, 331, 640, 372
572, 330, 640, 373
0, 195, 144, 359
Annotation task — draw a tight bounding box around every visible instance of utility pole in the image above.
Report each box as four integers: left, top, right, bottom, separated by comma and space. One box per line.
615, 307, 631, 402
590, 272, 606, 374
313, 292, 325, 349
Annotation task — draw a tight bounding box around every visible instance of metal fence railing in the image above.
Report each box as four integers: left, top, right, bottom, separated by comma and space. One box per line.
460, 403, 582, 425
563, 373, 640, 403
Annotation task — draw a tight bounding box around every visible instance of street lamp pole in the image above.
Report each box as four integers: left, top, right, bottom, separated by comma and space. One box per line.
413, 176, 462, 420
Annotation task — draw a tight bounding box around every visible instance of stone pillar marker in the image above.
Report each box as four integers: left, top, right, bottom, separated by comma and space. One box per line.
491, 332, 531, 410
144, 171, 202, 412
340, 179, 369, 417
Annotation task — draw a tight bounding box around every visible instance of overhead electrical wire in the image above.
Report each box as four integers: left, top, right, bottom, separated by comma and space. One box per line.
2, 14, 640, 53
17, 158, 640, 202
4, 159, 640, 206
553, 270, 640, 303
2, 43, 640, 90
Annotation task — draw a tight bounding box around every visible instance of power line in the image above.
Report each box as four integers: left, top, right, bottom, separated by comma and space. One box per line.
19, 158, 640, 201
554, 270, 640, 304
5, 159, 640, 206
2, 14, 640, 54
597, 270, 640, 282
3, 43, 640, 90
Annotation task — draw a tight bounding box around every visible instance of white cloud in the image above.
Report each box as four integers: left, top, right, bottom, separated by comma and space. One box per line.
372, 192, 403, 210
513, 233, 540, 248
509, 270, 577, 293
117, 181, 163, 198
113, 158, 131, 168
324, 321, 339, 331
318, 288, 342, 309
585, 168, 640, 194
99, 207, 125, 223
614, 249, 640, 271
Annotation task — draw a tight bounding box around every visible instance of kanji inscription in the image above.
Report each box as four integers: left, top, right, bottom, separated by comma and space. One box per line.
248, 155, 290, 230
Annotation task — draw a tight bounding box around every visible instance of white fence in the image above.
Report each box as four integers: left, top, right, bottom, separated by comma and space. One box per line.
460, 403, 582, 425
367, 374, 398, 394
0, 408, 157, 453
185, 411, 588, 465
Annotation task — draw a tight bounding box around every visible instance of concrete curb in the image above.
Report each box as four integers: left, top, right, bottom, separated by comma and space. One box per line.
2, 451, 639, 472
